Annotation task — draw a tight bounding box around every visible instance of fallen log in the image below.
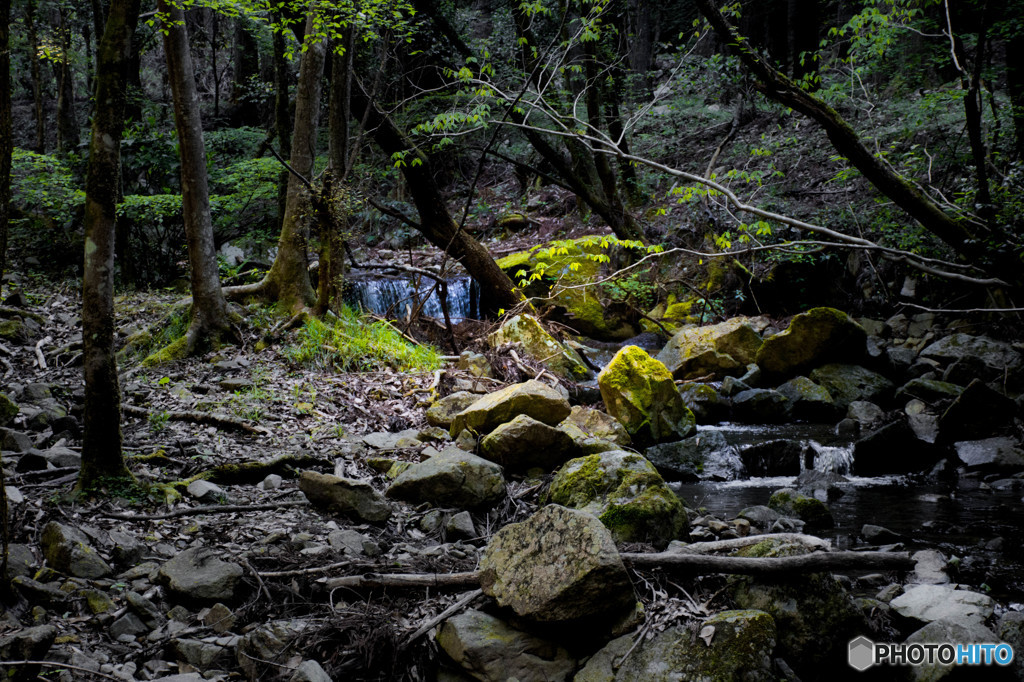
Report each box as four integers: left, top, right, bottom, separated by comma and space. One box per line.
123, 405, 266, 434
620, 550, 914, 575
323, 571, 481, 590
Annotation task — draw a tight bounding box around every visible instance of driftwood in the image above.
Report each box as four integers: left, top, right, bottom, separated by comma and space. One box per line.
122, 404, 266, 434
668, 533, 831, 555
321, 548, 911, 590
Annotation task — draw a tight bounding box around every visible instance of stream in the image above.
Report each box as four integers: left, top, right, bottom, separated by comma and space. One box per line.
670, 423, 1024, 605
345, 276, 482, 322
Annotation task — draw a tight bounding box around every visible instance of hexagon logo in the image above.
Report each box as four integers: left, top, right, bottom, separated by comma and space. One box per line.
848, 636, 875, 671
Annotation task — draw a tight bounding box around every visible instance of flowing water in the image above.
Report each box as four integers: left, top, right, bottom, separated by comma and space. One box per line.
670, 423, 1024, 604
345, 276, 481, 322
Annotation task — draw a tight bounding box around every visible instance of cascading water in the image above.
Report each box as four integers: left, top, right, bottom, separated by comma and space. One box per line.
803, 441, 855, 475
345, 276, 481, 322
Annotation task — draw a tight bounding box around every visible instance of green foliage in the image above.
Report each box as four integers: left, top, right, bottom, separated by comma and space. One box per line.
10, 148, 84, 226
149, 410, 171, 433
284, 307, 441, 373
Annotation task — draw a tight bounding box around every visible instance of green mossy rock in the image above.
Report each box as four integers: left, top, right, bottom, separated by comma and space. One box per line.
776, 376, 836, 421
642, 295, 704, 335
480, 414, 579, 472
894, 378, 964, 405
426, 391, 480, 428
386, 447, 506, 508
449, 380, 571, 437
40, 521, 113, 579
809, 363, 895, 410
678, 382, 729, 424
599, 346, 695, 445
0, 393, 18, 426
656, 317, 764, 381
767, 488, 834, 530
613, 610, 777, 682
489, 314, 592, 380
756, 307, 867, 379
546, 450, 687, 546
0, 318, 27, 343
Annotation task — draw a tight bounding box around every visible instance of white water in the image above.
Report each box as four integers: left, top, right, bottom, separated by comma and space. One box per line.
346, 276, 480, 322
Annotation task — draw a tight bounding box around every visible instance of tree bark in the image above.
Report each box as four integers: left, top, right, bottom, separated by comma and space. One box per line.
348, 82, 521, 314
158, 0, 234, 355
26, 0, 46, 153
80, 0, 141, 490
272, 12, 292, 233
55, 7, 79, 154
694, 0, 1020, 288
229, 16, 260, 125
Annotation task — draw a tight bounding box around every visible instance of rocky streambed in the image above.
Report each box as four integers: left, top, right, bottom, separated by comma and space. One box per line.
2, 302, 1024, 680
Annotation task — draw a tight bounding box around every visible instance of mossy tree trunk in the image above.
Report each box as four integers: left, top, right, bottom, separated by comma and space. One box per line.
80, 0, 141, 490
0, 0, 11, 291
349, 81, 521, 314
157, 0, 235, 359
225, 8, 324, 317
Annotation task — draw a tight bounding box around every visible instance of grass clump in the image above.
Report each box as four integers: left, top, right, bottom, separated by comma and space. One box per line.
285, 306, 441, 373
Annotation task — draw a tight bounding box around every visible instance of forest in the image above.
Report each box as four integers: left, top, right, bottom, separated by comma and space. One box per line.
1, 0, 1023, 679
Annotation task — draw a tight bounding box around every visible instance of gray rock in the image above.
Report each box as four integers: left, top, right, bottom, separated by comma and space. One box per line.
0, 625, 57, 682
436, 609, 576, 682
890, 584, 993, 626
0, 427, 32, 452
259, 473, 283, 490
910, 550, 949, 585
427, 392, 482, 428
677, 383, 729, 424
854, 420, 942, 476
921, 333, 1023, 377
809, 364, 895, 410
236, 620, 308, 680
741, 440, 804, 478
861, 524, 901, 543
776, 376, 836, 421
457, 350, 493, 378
40, 521, 112, 578
127, 590, 166, 628
186, 479, 226, 504
150, 675, 205, 682
894, 378, 964, 405
219, 376, 253, 392
613, 610, 777, 682
328, 529, 371, 555
573, 633, 632, 681
954, 437, 1024, 471
446, 511, 476, 540
480, 414, 578, 471
940, 379, 1018, 442
298, 471, 393, 522
4, 543, 36, 577
794, 469, 847, 501
646, 430, 744, 481
202, 602, 236, 633
450, 380, 571, 436
361, 429, 422, 449
998, 612, 1024, 682
478, 505, 633, 623
731, 388, 792, 423
387, 447, 505, 508
158, 547, 244, 602
559, 405, 631, 446
847, 400, 885, 429
756, 307, 867, 380
289, 660, 333, 682
767, 488, 834, 530
172, 638, 232, 670
904, 619, 1001, 682
737, 505, 782, 531
110, 612, 149, 640
719, 375, 751, 397
547, 451, 687, 546
0, 393, 18, 426
11, 575, 68, 605
905, 399, 940, 443
655, 317, 764, 381
14, 449, 48, 472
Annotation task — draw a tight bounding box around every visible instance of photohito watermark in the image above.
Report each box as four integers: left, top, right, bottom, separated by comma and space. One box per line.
848, 636, 1014, 671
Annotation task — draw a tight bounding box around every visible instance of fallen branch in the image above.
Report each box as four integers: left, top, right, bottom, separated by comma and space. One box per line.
669, 533, 831, 555
323, 571, 480, 590
34, 335, 52, 369
122, 405, 266, 435
99, 500, 309, 521
621, 550, 913, 575
258, 560, 352, 578
404, 588, 483, 645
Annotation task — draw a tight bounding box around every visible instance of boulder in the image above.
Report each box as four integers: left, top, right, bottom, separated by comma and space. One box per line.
861, 524, 901, 544
731, 389, 791, 423
559, 405, 630, 447
361, 429, 421, 450
776, 376, 837, 421
612, 610, 777, 682
740, 440, 804, 477
904, 619, 1001, 682
426, 392, 480, 428
1, 427, 32, 452
387, 447, 505, 508
436, 609, 576, 682
0, 393, 18, 426
920, 333, 1023, 379
645, 430, 744, 481
847, 400, 885, 430
299, 471, 392, 522
809, 363, 895, 410
853, 421, 943, 476
598, 346, 695, 445
894, 378, 964, 405
236, 620, 309, 680
480, 414, 578, 471
0, 625, 57, 682
478, 505, 634, 623
755, 307, 867, 379
546, 450, 687, 545
938, 379, 1017, 442
890, 584, 993, 626
767, 489, 834, 530
40, 521, 112, 579
954, 437, 1024, 472
655, 318, 764, 380
998, 612, 1024, 682
488, 314, 592, 380
457, 350, 493, 378
450, 380, 571, 436
158, 547, 244, 603
677, 382, 729, 424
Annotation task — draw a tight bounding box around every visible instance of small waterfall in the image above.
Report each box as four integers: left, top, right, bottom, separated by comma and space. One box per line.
345, 276, 481, 322
803, 442, 855, 475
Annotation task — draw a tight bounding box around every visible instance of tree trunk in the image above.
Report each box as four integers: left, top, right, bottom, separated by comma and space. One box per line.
158, 0, 234, 355
26, 0, 46, 153
694, 0, 1020, 289
788, 0, 819, 83
0, 0, 11, 290
56, 7, 79, 154
80, 0, 141, 491
349, 82, 520, 314
229, 16, 260, 125
272, 13, 291, 233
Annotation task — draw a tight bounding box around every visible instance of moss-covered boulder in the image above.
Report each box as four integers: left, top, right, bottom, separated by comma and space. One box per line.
478, 505, 634, 624
678, 382, 729, 424
655, 317, 764, 381
612, 610, 777, 681
599, 346, 695, 445
425, 391, 480, 428
755, 307, 867, 379
767, 488, 834, 530
776, 376, 836, 421
559, 406, 631, 446
449, 380, 571, 436
545, 450, 687, 546
731, 388, 792, 424
641, 294, 704, 335
489, 314, 592, 380
0, 318, 28, 343
809, 363, 895, 410
480, 414, 579, 472
40, 522, 113, 579
0, 393, 18, 426
436, 609, 576, 682
893, 378, 964, 406
386, 447, 505, 508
